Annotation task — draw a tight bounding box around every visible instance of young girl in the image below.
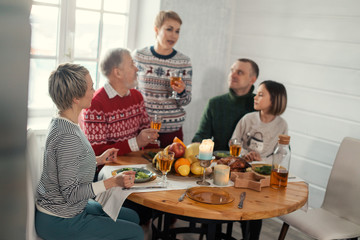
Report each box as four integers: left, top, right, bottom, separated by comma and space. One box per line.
232, 80, 288, 163
231, 80, 287, 240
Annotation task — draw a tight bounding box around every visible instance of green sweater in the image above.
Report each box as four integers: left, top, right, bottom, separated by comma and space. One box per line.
192, 86, 255, 151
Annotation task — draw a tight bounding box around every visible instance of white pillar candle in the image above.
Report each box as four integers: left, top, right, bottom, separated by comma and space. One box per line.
198, 139, 214, 160
214, 164, 230, 186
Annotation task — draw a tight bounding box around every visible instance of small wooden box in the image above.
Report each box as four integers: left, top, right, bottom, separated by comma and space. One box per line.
230, 172, 270, 191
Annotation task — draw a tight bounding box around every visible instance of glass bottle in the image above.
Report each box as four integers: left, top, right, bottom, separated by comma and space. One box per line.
270, 135, 291, 189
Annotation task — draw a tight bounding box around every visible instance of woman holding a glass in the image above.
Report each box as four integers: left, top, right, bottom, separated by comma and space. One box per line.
133, 10, 192, 147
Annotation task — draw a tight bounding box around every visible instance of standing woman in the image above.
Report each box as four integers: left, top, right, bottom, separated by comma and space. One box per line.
133, 10, 192, 147
35, 63, 143, 240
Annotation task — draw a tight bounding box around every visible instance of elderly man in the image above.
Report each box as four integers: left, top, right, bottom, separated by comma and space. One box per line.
80, 48, 158, 172
192, 58, 259, 151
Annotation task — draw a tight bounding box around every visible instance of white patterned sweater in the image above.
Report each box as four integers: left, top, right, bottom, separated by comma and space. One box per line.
132, 46, 192, 133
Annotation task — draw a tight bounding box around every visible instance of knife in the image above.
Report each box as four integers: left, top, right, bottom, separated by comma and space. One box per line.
122, 186, 167, 190
238, 192, 246, 209
141, 154, 153, 162
178, 189, 188, 202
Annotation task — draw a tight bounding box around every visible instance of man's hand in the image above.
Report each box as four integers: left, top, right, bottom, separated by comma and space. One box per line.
136, 128, 159, 148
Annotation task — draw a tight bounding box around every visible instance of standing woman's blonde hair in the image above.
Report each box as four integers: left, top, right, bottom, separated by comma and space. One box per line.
154, 10, 182, 29
48, 63, 89, 112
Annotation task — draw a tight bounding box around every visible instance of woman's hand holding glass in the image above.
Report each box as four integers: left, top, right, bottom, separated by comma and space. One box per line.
169, 71, 185, 99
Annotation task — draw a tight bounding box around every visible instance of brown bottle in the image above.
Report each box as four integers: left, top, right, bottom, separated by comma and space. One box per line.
270, 135, 291, 189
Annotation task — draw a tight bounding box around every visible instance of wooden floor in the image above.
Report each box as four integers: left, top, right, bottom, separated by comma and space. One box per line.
144, 217, 314, 240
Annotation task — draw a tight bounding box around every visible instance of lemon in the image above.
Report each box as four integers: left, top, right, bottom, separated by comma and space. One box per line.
178, 165, 190, 176
190, 161, 204, 175
184, 142, 200, 164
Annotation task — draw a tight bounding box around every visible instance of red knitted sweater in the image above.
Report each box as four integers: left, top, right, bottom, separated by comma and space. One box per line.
80, 88, 150, 156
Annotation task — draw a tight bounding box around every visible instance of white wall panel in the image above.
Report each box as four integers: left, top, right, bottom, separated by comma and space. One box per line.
257, 59, 360, 97
231, 35, 360, 69
233, 14, 360, 43
286, 85, 360, 122
151, 0, 360, 209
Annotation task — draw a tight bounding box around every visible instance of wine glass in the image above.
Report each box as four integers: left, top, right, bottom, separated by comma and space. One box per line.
150, 115, 162, 146
196, 156, 215, 186
169, 71, 182, 99
229, 138, 242, 157
157, 151, 175, 187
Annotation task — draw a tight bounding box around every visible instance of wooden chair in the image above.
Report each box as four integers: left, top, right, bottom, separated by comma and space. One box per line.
26, 129, 43, 240
278, 137, 360, 240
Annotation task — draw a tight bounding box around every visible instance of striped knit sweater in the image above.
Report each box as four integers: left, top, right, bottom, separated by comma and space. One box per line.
36, 117, 96, 218
132, 46, 192, 133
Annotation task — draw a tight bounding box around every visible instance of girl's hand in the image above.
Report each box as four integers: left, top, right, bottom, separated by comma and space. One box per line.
244, 151, 261, 162
97, 148, 119, 165
171, 79, 186, 94
114, 171, 136, 189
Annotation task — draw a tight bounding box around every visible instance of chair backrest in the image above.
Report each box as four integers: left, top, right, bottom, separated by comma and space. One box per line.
322, 137, 360, 225
26, 129, 43, 240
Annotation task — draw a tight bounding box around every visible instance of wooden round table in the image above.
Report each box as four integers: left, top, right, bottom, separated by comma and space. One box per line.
106, 150, 308, 239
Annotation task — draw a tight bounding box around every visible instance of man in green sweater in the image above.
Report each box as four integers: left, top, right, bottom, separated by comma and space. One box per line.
192, 58, 259, 151
193, 59, 261, 240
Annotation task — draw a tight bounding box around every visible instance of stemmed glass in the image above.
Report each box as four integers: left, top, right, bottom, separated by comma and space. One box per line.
157, 151, 175, 187
196, 156, 215, 186
169, 71, 182, 99
150, 115, 162, 146
229, 138, 242, 157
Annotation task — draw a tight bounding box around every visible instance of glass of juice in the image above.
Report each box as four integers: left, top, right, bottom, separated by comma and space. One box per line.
228, 138, 242, 157
150, 115, 162, 146
157, 150, 175, 187
169, 71, 182, 99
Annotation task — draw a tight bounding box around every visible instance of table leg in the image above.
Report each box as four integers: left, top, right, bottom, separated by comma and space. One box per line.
241, 220, 250, 240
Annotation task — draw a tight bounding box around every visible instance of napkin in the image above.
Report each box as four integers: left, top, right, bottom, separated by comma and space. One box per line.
96, 188, 131, 221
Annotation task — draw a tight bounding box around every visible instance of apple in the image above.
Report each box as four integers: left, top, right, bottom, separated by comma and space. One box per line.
169, 142, 186, 158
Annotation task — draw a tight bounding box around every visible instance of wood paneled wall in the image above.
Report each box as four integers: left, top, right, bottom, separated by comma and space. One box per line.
161, 0, 360, 207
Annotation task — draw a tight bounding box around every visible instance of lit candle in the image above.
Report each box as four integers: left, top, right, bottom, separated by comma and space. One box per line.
198, 139, 214, 160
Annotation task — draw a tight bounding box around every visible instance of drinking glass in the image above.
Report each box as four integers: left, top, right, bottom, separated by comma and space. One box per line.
150, 115, 162, 146
169, 71, 182, 99
157, 151, 175, 187
196, 156, 215, 186
229, 138, 242, 157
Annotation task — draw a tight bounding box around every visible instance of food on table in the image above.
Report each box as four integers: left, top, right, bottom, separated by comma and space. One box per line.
169, 142, 186, 158
174, 158, 191, 174
177, 165, 190, 176
146, 151, 157, 159
254, 165, 272, 175
184, 142, 200, 164
117, 168, 150, 179
190, 161, 204, 175
217, 157, 250, 172
213, 151, 231, 159
173, 136, 186, 149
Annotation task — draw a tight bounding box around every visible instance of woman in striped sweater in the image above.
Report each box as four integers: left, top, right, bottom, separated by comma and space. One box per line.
35, 63, 143, 240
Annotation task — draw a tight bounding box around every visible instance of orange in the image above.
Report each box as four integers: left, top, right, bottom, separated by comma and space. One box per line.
174, 158, 191, 174
173, 137, 186, 149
